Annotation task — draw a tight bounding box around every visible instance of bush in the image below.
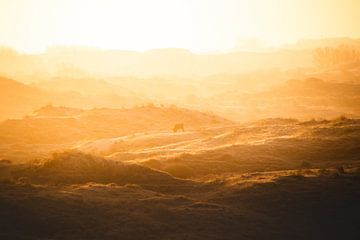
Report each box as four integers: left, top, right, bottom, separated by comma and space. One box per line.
313, 45, 360, 68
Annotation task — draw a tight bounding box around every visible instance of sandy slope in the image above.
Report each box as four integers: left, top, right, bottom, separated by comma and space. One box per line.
73, 118, 360, 178
0, 106, 230, 144
1, 116, 360, 239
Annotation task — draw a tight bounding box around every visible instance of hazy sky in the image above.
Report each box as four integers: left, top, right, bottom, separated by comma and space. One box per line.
0, 0, 359, 53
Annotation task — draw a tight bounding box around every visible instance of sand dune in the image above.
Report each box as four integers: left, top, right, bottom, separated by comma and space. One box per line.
1, 108, 360, 239
1, 0, 360, 237
69, 118, 360, 180
0, 105, 230, 144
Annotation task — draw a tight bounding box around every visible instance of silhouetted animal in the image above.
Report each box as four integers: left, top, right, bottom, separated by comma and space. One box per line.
173, 123, 184, 132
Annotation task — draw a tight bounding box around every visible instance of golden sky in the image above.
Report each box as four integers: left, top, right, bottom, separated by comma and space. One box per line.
0, 0, 359, 53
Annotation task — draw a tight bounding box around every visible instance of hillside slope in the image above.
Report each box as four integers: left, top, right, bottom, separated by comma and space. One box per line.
0, 105, 231, 144
0, 76, 49, 120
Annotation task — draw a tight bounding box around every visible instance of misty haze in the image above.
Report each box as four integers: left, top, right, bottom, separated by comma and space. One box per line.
1, 1, 360, 239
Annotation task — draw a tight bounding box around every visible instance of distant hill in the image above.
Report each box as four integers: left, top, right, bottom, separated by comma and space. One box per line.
2, 38, 359, 83
44, 46, 314, 77
208, 78, 360, 120
0, 105, 232, 144
33, 77, 136, 96
1, 46, 313, 81
0, 76, 49, 120
0, 76, 151, 121
284, 37, 360, 50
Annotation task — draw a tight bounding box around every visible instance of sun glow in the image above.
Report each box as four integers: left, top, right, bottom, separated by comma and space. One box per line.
1, 0, 360, 239
0, 0, 360, 53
